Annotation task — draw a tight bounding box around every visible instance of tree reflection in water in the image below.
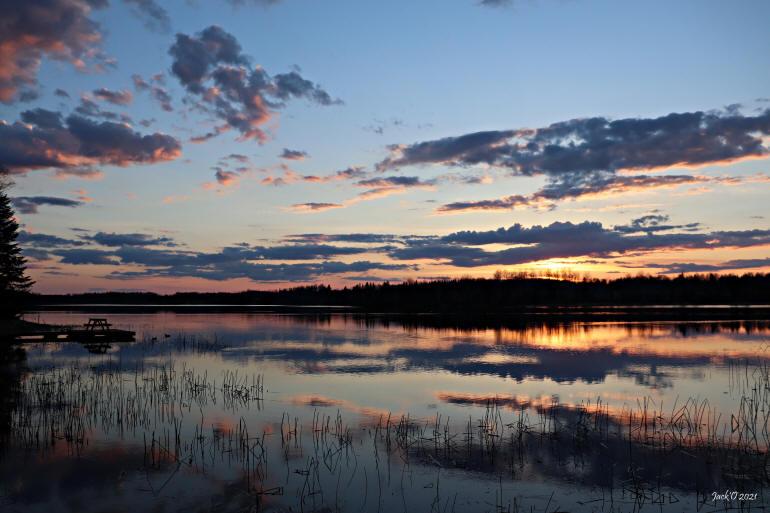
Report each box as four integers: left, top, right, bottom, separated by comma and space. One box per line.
1, 313, 769, 512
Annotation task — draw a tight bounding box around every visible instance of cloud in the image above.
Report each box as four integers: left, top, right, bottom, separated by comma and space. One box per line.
249, 244, 370, 260
300, 166, 367, 183
332, 166, 367, 180
18, 231, 85, 247
377, 107, 770, 211
261, 166, 301, 186
189, 125, 228, 143
534, 172, 709, 201
290, 202, 345, 212
202, 153, 258, 189
225, 0, 283, 6
19, 108, 63, 128
131, 73, 173, 111
123, 0, 171, 33
614, 214, 701, 234
162, 194, 189, 204
169, 25, 340, 141
262, 164, 367, 187
81, 231, 177, 247
478, 0, 511, 6
285, 233, 408, 244
92, 87, 133, 105
272, 71, 341, 106
35, 239, 412, 282
56, 248, 118, 265
378, 109, 770, 175
214, 168, 240, 186
436, 172, 759, 213
356, 176, 433, 188
363, 117, 414, 136
222, 153, 249, 163
11, 196, 84, 214
438, 194, 534, 213
0, 110, 181, 174
107, 259, 412, 282
53, 167, 105, 180
649, 258, 770, 274
74, 97, 133, 123
376, 130, 516, 172
72, 188, 93, 202
287, 174, 435, 213
0, 0, 110, 103
343, 175, 436, 204
387, 221, 770, 267
20, 215, 770, 283
279, 148, 309, 160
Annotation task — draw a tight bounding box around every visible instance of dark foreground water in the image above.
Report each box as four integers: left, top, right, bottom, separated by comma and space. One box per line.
2, 310, 770, 512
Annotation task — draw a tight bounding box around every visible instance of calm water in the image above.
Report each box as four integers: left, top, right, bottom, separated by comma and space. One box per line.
2, 310, 770, 512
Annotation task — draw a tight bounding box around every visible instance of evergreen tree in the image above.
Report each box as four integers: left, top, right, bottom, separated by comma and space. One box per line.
0, 177, 33, 319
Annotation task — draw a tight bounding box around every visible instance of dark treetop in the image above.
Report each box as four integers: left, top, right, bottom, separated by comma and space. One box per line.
0, 179, 33, 318
33, 272, 770, 313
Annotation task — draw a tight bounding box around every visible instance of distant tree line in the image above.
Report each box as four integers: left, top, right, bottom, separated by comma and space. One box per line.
34, 272, 770, 312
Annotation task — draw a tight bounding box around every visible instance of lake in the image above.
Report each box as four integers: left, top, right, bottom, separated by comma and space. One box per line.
2, 309, 770, 512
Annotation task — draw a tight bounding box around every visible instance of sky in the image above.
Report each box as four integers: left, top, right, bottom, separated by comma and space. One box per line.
1, 0, 769, 294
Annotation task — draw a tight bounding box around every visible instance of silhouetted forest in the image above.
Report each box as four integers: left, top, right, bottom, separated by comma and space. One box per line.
33, 272, 770, 313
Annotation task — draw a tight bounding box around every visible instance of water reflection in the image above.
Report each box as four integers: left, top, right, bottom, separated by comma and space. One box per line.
1, 311, 769, 512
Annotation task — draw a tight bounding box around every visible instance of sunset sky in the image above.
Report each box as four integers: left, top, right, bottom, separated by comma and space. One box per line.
2, 0, 769, 293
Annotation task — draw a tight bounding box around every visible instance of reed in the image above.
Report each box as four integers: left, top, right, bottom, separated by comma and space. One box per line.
4, 337, 770, 511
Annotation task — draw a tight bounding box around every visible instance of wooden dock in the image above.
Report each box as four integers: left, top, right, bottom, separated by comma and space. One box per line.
11, 318, 136, 343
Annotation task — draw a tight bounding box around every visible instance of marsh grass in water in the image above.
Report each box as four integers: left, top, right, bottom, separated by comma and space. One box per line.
2, 315, 770, 512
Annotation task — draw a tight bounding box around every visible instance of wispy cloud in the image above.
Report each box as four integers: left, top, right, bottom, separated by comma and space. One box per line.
437, 173, 769, 213
290, 202, 345, 212
647, 258, 770, 274
12, 196, 84, 214
92, 87, 133, 105
132, 73, 173, 112
123, 0, 171, 33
